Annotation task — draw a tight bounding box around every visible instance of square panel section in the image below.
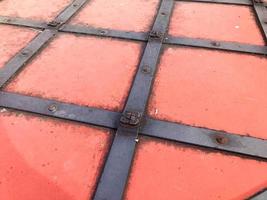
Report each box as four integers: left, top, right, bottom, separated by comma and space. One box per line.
70, 0, 159, 32
0, 109, 112, 200
148, 46, 267, 139
0, 25, 38, 69
4, 34, 143, 112
125, 137, 267, 200
169, 2, 265, 45
0, 0, 72, 21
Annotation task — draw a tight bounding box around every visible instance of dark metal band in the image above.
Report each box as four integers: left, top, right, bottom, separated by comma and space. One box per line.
248, 189, 267, 200
177, 0, 252, 5
165, 36, 267, 55
0, 0, 89, 88
252, 0, 267, 43
141, 118, 267, 160
0, 91, 119, 129
1, 16, 266, 56
2, 91, 267, 161
0, 16, 46, 29
61, 24, 148, 41
93, 1, 175, 199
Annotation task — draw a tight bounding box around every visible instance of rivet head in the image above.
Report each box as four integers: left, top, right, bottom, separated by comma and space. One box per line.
99, 30, 107, 35
4, 18, 12, 23
141, 65, 151, 74
211, 41, 220, 47
215, 135, 229, 145
21, 49, 31, 56
48, 104, 57, 112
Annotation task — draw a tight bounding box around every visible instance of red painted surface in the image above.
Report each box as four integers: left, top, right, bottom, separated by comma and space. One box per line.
0, 0, 72, 21
0, 25, 38, 69
70, 0, 159, 32
148, 46, 267, 139
4, 34, 142, 112
169, 2, 265, 45
0, 109, 112, 200
125, 137, 267, 200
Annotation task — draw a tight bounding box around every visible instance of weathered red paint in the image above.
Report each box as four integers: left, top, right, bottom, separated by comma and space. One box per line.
0, 109, 111, 200
70, 0, 159, 32
148, 46, 267, 139
4, 33, 142, 111
169, 2, 265, 45
0, 25, 38, 69
0, 0, 72, 21
125, 137, 267, 200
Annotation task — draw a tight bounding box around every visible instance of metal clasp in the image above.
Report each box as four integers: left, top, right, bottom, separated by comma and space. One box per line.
120, 111, 142, 128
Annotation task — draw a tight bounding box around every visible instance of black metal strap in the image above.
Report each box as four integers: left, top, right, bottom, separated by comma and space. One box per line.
0, 16, 46, 29
61, 24, 148, 41
2, 91, 267, 160
248, 189, 267, 200
176, 0, 252, 5
93, 1, 174, 199
253, 0, 267, 43
0, 91, 120, 129
1, 16, 266, 55
165, 36, 267, 55
0, 0, 89, 88
141, 118, 267, 160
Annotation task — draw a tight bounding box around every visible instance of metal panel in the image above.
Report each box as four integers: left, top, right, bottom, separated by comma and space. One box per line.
0, 0, 90, 88
4, 34, 142, 112
169, 1, 265, 45
125, 137, 267, 200
0, 0, 72, 21
0, 109, 112, 200
148, 46, 267, 139
70, 0, 160, 32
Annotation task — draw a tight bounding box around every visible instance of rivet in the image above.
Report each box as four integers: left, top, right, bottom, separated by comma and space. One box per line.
21, 50, 31, 56
73, 3, 79, 7
135, 138, 139, 143
161, 12, 166, 16
5, 18, 11, 23
48, 104, 57, 112
141, 65, 151, 74
99, 30, 107, 35
211, 41, 220, 47
215, 135, 229, 145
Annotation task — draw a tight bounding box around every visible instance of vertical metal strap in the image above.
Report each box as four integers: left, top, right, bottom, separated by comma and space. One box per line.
253, 0, 267, 43
93, 1, 174, 200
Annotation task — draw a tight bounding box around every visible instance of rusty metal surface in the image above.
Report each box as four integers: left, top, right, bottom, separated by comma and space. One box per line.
125, 137, 267, 200
0, 109, 112, 200
0, 0, 267, 199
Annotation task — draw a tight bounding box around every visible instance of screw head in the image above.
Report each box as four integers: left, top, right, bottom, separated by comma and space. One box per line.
48, 104, 57, 112
211, 41, 220, 47
99, 30, 107, 35
142, 65, 151, 74
21, 49, 31, 56
215, 135, 229, 145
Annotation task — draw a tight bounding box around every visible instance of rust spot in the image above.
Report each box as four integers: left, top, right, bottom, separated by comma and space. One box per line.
215, 135, 229, 145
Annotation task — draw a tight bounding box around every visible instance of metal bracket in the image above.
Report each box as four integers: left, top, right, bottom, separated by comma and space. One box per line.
149, 30, 164, 41
120, 111, 143, 128
47, 20, 62, 28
